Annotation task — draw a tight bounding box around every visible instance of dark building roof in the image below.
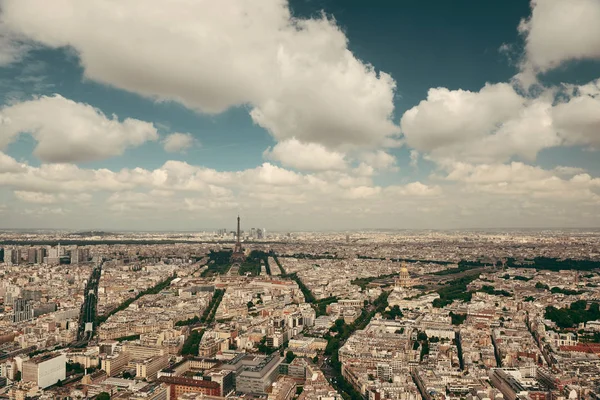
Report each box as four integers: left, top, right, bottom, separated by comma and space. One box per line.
158, 376, 220, 389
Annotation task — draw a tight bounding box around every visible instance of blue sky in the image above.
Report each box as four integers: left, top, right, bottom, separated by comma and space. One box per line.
0, 0, 599, 230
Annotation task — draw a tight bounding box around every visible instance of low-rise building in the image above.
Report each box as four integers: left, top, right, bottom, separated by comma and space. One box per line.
158, 376, 221, 400
136, 355, 169, 381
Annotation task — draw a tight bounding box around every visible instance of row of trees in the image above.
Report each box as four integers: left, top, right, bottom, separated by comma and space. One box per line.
272, 253, 286, 275
203, 289, 225, 324
535, 282, 585, 295
460, 257, 600, 272
279, 253, 338, 260
174, 315, 200, 327
432, 262, 482, 276
323, 290, 390, 400
175, 289, 226, 327
284, 272, 316, 303
96, 274, 176, 325
181, 329, 204, 356
114, 334, 141, 342
351, 273, 397, 290
478, 285, 513, 297
502, 274, 532, 281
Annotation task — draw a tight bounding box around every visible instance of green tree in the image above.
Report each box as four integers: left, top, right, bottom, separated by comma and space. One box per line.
449, 312, 467, 325
571, 300, 587, 311
333, 318, 345, 331
181, 330, 204, 356
97, 393, 111, 400
383, 305, 403, 320
420, 340, 430, 361
285, 351, 296, 364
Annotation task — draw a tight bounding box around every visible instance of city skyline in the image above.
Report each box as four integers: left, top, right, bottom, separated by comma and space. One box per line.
0, 0, 599, 230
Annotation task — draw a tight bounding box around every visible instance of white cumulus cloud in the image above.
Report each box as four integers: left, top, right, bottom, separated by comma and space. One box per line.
552, 81, 600, 148
0, 150, 598, 228
401, 84, 524, 151
517, 0, 600, 84
400, 83, 564, 164
0, 0, 399, 150
360, 150, 398, 171
0, 94, 159, 163
14, 190, 55, 204
264, 138, 347, 171
162, 132, 196, 153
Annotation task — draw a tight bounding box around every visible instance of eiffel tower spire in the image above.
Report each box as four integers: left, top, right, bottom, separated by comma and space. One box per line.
232, 214, 245, 263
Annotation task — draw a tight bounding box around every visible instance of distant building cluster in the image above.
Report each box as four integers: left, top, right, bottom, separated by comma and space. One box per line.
2, 244, 90, 266
215, 227, 266, 240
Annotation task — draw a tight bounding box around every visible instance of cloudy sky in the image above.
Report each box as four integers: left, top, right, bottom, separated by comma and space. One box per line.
0, 0, 599, 231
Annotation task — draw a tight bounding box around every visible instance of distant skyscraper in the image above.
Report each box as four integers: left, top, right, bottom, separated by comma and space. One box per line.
71, 248, 79, 264
36, 248, 47, 264
4, 248, 20, 266
71, 247, 90, 264
4, 248, 13, 265
47, 247, 59, 259
46, 246, 61, 265
13, 298, 34, 323
81, 248, 90, 262
27, 247, 37, 264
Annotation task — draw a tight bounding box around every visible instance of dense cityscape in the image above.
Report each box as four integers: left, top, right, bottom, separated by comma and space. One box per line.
1, 219, 599, 399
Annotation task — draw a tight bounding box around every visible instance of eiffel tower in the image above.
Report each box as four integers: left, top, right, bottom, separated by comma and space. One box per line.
231, 215, 245, 263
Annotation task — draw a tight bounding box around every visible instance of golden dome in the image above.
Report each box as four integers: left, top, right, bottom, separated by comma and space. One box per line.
400, 263, 409, 274
395, 263, 411, 289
